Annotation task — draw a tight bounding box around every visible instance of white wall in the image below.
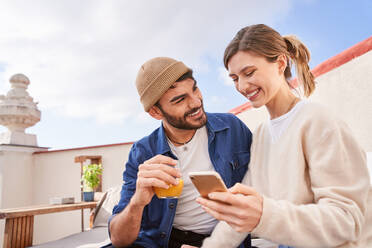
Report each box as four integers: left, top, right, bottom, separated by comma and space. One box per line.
236, 105, 268, 132
309, 50, 372, 151
30, 143, 132, 244
0, 145, 46, 246
0, 149, 34, 208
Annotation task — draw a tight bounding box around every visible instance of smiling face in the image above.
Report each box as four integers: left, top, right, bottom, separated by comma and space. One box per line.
154, 78, 207, 130
227, 50, 287, 108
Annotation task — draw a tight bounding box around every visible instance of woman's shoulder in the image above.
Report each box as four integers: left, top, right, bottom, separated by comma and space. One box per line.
301, 101, 333, 116
298, 101, 340, 123
296, 100, 351, 137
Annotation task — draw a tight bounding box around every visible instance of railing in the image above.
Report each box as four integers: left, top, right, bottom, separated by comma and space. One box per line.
0, 202, 97, 248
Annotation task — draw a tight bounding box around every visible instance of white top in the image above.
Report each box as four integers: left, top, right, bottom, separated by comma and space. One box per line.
168, 126, 218, 234
267, 99, 307, 143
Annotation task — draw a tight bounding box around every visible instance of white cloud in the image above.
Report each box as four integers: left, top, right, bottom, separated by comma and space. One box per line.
219, 67, 234, 86
209, 95, 228, 105
0, 0, 292, 125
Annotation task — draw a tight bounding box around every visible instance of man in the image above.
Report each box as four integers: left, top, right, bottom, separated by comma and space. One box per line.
109, 57, 252, 248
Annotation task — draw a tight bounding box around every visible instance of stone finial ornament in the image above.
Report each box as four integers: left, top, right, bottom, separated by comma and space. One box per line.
0, 74, 41, 146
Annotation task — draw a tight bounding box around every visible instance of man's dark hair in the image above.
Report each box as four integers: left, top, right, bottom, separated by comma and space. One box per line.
176, 69, 194, 82
155, 70, 195, 109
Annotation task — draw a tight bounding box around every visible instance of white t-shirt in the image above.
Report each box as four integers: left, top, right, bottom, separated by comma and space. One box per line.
267, 99, 308, 143
168, 126, 218, 234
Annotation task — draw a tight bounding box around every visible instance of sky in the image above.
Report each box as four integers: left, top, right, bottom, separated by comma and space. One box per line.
0, 0, 371, 150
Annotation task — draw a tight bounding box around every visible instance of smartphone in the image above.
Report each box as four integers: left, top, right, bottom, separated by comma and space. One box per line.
188, 171, 228, 198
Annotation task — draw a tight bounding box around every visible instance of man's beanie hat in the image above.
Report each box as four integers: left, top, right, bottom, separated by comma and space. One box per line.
136, 57, 189, 112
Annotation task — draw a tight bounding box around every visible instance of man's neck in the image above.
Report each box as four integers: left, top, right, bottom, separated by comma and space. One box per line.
163, 123, 197, 147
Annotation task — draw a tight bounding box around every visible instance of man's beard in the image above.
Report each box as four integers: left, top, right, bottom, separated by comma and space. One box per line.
159, 103, 207, 130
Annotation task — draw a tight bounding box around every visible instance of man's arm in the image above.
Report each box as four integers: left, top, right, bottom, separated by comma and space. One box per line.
109, 196, 146, 247
109, 154, 181, 247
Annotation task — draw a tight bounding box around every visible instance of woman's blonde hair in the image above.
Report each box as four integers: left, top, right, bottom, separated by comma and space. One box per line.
223, 24, 315, 97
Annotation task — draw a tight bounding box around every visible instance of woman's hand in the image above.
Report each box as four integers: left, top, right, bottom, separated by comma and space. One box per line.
181, 245, 198, 248
196, 183, 263, 233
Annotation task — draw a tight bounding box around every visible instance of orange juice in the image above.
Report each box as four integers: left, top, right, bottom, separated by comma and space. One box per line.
154, 178, 184, 198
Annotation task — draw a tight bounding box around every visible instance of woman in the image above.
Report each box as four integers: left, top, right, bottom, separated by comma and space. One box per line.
196, 24, 371, 247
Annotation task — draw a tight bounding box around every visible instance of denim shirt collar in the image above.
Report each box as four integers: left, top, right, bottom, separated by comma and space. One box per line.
155, 112, 230, 156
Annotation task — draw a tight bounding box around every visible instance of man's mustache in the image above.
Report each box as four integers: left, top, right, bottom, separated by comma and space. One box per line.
184, 104, 204, 118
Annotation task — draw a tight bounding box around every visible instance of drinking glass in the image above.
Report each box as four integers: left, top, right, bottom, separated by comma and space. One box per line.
154, 162, 183, 199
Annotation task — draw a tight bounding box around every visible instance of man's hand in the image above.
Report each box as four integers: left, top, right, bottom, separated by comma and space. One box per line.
110, 155, 181, 247
196, 183, 263, 233
131, 154, 181, 207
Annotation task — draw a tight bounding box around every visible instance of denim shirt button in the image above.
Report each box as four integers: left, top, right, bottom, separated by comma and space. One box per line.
169, 203, 175, 209
160, 232, 166, 238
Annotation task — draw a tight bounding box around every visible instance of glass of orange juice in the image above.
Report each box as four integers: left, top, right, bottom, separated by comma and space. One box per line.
154, 162, 184, 199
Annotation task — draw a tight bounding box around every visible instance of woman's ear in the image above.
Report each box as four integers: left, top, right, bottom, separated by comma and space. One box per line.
148, 105, 163, 120
277, 54, 287, 75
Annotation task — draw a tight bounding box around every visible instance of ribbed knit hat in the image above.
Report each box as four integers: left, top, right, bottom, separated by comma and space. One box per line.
136, 57, 189, 112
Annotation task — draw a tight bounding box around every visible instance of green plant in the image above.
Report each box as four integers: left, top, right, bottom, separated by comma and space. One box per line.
81, 164, 102, 191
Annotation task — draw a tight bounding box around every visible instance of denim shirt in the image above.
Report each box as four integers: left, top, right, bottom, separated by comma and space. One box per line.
110, 113, 252, 248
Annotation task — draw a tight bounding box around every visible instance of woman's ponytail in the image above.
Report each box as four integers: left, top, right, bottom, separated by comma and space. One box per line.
283, 35, 315, 97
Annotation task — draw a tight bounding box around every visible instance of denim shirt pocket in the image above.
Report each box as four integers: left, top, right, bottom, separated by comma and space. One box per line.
230, 151, 250, 183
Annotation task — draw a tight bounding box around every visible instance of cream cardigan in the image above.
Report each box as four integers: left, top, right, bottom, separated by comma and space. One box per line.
202, 102, 372, 248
